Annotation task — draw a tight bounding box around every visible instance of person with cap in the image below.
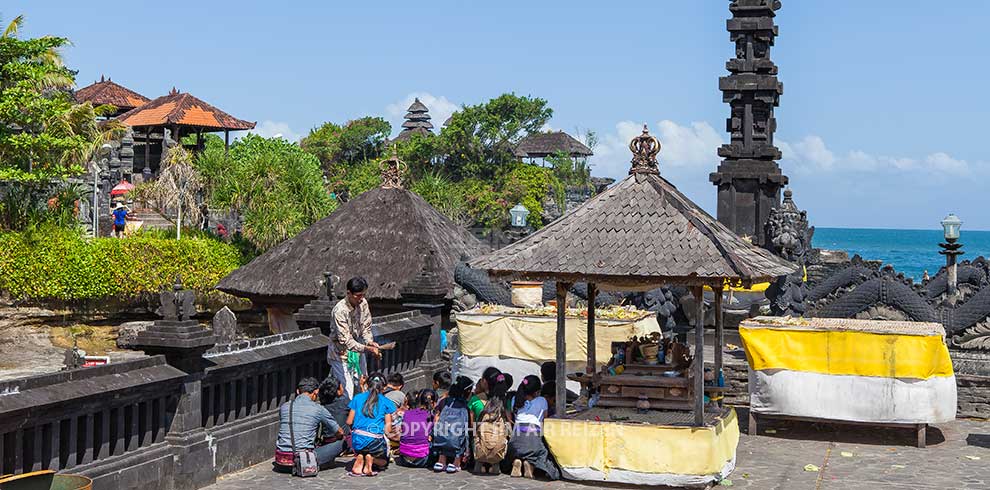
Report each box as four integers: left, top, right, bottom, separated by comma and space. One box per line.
110, 202, 129, 238
274, 377, 346, 472
328, 276, 381, 399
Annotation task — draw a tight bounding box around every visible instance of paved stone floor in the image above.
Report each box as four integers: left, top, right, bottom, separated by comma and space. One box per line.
210, 410, 990, 489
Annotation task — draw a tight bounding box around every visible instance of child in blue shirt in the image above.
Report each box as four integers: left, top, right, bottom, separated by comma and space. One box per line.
346, 372, 396, 477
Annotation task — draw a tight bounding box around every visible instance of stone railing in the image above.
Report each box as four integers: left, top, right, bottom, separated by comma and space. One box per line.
0, 312, 438, 490
0, 356, 185, 484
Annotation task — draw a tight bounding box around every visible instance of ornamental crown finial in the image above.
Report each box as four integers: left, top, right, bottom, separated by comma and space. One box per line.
628, 124, 661, 175
379, 145, 407, 189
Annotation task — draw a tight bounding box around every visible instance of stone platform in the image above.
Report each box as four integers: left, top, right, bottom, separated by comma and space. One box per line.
207, 410, 990, 489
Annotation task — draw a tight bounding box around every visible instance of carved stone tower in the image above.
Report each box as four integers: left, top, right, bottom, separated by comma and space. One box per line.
710, 0, 787, 246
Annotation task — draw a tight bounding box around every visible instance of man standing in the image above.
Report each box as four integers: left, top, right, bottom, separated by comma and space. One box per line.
329, 277, 380, 399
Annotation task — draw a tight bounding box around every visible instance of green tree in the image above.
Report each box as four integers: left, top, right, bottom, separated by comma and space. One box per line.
137, 145, 203, 240
300, 117, 391, 183
196, 134, 334, 251
0, 15, 116, 181
439, 93, 552, 179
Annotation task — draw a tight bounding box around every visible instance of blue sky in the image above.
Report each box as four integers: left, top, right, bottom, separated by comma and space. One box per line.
7, 1, 989, 230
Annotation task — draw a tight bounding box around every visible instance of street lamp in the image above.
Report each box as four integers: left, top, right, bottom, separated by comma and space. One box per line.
939, 214, 964, 299
509, 203, 530, 228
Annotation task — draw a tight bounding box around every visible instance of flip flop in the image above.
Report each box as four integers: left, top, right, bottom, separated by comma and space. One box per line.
446, 464, 459, 473
365, 471, 379, 477
347, 471, 363, 477
432, 463, 445, 472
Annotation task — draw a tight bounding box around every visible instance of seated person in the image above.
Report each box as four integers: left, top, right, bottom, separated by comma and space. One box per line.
319, 375, 351, 449
275, 377, 345, 472
539, 361, 579, 402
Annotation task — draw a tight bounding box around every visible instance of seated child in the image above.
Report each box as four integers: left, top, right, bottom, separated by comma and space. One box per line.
506, 375, 559, 480
346, 372, 396, 477
397, 389, 436, 468
472, 374, 512, 475
433, 370, 452, 402
431, 376, 473, 473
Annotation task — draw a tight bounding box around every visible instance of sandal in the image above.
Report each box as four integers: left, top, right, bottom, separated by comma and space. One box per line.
445, 464, 459, 473
432, 462, 445, 472
347, 471, 363, 477
365, 471, 379, 477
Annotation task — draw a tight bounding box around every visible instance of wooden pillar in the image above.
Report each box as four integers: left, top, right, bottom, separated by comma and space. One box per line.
143, 130, 151, 173
196, 128, 203, 152
224, 130, 230, 154
693, 285, 705, 426
714, 285, 724, 408
586, 283, 597, 375
555, 282, 571, 418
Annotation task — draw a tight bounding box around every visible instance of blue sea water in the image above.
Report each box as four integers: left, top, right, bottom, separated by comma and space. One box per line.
813, 228, 990, 281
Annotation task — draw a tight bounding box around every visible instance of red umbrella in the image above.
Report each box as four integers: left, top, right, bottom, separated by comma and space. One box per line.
110, 180, 135, 196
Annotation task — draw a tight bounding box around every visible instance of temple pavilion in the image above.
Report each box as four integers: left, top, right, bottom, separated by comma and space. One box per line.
217, 151, 487, 332
391, 98, 434, 142
74, 76, 151, 118
514, 130, 593, 165
117, 88, 255, 181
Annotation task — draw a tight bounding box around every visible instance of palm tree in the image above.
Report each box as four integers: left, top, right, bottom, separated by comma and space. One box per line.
1, 14, 73, 91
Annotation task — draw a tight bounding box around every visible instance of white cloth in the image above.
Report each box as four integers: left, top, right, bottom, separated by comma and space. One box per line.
453, 354, 582, 394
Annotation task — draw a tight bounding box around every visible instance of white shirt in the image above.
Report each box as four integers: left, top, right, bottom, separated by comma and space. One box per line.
515, 396, 548, 427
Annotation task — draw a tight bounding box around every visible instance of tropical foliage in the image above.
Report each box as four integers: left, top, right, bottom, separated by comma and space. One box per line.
0, 224, 244, 301
195, 134, 334, 251
134, 145, 203, 239
300, 117, 391, 193
0, 15, 121, 181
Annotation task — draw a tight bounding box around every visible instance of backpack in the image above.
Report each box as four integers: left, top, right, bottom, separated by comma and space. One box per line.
432, 399, 469, 452
473, 413, 509, 463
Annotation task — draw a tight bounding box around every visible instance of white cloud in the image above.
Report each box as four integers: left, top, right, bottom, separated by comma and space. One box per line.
250, 120, 301, 143
780, 134, 971, 176
385, 93, 459, 137
591, 120, 723, 180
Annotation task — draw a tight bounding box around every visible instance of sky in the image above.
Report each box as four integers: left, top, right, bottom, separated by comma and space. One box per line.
6, 1, 989, 230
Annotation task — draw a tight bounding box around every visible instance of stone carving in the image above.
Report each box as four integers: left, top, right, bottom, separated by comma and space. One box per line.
158, 277, 196, 321
212, 306, 238, 344
628, 125, 661, 175
764, 189, 814, 262
710, 0, 788, 246
379, 146, 407, 190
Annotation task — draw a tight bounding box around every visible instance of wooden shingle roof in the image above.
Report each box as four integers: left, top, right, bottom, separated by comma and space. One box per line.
74, 76, 150, 111
117, 88, 255, 130
217, 186, 487, 302
471, 126, 796, 289
514, 130, 593, 158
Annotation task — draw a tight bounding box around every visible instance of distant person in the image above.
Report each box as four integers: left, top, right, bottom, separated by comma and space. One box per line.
384, 373, 406, 408
329, 277, 381, 399
318, 375, 351, 446
540, 361, 556, 384
473, 375, 512, 475
274, 377, 345, 472
216, 222, 229, 240
110, 203, 129, 238
433, 370, 452, 402
469, 367, 502, 420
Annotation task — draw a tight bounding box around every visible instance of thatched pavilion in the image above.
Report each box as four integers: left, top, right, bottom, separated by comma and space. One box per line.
471, 125, 796, 424
117, 88, 255, 180
391, 98, 434, 142
74, 76, 151, 117
217, 152, 487, 330
514, 130, 593, 165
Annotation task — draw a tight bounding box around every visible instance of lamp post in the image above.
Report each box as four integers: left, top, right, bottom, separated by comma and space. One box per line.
509, 203, 530, 228
939, 214, 964, 300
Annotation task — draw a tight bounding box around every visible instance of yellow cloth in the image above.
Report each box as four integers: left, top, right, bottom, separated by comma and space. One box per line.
740, 327, 954, 380
456, 313, 659, 365
544, 409, 739, 476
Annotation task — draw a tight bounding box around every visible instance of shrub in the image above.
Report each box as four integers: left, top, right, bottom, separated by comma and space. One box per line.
0, 225, 245, 302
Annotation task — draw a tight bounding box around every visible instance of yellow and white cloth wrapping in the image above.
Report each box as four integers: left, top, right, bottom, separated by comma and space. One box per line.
740, 317, 956, 424
454, 310, 659, 393
544, 409, 739, 487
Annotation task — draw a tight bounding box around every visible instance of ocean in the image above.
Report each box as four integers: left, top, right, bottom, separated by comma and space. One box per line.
813, 227, 990, 281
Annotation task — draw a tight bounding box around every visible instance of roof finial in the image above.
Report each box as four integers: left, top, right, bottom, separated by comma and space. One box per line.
100, 74, 105, 83
379, 145, 407, 189
169, 87, 178, 95
628, 124, 661, 175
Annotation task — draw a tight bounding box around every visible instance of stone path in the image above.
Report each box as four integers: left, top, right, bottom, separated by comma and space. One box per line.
209, 412, 990, 489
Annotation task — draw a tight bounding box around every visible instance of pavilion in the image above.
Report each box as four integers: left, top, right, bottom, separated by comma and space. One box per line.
513, 130, 593, 165
74, 76, 151, 118
117, 88, 255, 180
471, 125, 796, 423
391, 98, 434, 142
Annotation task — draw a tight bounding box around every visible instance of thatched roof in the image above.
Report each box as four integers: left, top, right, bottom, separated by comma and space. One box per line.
118, 88, 255, 130
471, 126, 796, 289
74, 76, 150, 112
217, 187, 487, 302
514, 130, 593, 158
393, 98, 434, 142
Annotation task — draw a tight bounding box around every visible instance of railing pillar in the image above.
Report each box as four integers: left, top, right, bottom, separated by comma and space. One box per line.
131, 279, 217, 490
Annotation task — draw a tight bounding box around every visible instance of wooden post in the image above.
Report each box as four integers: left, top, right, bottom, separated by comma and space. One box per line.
586, 283, 597, 375
196, 128, 203, 152
143, 130, 151, 174
224, 129, 230, 154
714, 285, 724, 408
693, 285, 705, 426
555, 282, 571, 418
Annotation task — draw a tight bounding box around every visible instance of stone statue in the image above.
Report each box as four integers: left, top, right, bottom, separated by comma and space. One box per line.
764, 189, 814, 262
158, 277, 196, 321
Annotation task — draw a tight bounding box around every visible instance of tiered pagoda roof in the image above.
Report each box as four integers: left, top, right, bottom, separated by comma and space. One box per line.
392, 98, 434, 142
74, 76, 150, 112
514, 130, 593, 159
117, 88, 255, 131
